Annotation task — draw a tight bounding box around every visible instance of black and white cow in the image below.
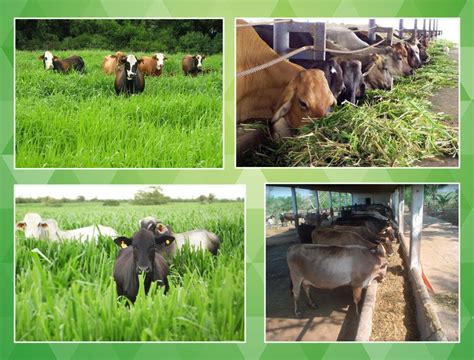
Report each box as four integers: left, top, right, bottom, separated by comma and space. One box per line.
114, 54, 145, 95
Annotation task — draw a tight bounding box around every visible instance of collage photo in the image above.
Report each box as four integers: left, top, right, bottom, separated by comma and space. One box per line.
0, 2, 472, 360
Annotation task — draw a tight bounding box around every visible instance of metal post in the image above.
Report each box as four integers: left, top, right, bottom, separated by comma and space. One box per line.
399, 19, 404, 38
398, 187, 405, 236
409, 185, 424, 270
314, 22, 326, 61
274, 19, 290, 55
423, 19, 426, 39
291, 187, 299, 230
385, 27, 393, 46
393, 189, 400, 222
329, 191, 333, 209
413, 19, 418, 38
435, 19, 439, 38
428, 19, 432, 38
314, 190, 319, 212
368, 19, 376, 43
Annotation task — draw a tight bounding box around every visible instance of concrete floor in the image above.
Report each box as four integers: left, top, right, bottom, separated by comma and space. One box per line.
403, 213, 459, 341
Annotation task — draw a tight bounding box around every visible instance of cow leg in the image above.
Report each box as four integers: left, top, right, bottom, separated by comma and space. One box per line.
302, 282, 317, 309
352, 287, 362, 315
290, 274, 303, 318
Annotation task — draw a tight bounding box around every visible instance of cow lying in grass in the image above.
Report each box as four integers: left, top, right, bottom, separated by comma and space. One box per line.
139, 216, 220, 256
113, 229, 174, 303
16, 212, 117, 242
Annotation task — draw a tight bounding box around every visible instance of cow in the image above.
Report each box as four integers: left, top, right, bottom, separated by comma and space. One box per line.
304, 212, 329, 226
39, 51, 85, 73
182, 54, 205, 76
114, 54, 145, 95
405, 38, 422, 69
315, 226, 394, 256
139, 217, 220, 256
102, 51, 124, 75
336, 59, 365, 104
297, 223, 316, 243
252, 26, 345, 101
139, 53, 167, 76
279, 212, 303, 226
113, 229, 173, 303
362, 53, 393, 90
236, 19, 336, 140
16, 212, 117, 242
287, 243, 387, 317
325, 26, 370, 50
334, 216, 398, 244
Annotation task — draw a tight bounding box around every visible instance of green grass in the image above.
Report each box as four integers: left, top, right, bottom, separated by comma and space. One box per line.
15, 50, 223, 168
241, 40, 458, 167
15, 202, 244, 341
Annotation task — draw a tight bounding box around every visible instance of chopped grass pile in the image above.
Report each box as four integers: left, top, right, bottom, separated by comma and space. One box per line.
243, 40, 458, 167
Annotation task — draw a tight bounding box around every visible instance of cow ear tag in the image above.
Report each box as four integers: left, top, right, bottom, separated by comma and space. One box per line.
120, 241, 128, 249
165, 239, 170, 245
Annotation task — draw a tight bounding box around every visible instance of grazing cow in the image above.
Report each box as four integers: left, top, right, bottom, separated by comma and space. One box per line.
139, 53, 167, 76
362, 54, 393, 90
102, 51, 124, 75
139, 217, 220, 256
114, 54, 145, 95
392, 43, 414, 75
16, 212, 117, 242
336, 59, 365, 104
113, 229, 173, 303
405, 38, 422, 69
287, 243, 387, 317
39, 51, 85, 73
182, 54, 205, 76
236, 19, 336, 140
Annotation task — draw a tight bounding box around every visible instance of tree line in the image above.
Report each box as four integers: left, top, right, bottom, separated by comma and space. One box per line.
16, 19, 222, 54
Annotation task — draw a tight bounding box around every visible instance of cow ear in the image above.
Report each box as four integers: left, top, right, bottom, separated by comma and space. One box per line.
154, 234, 175, 246
53, 56, 58, 60
164, 56, 168, 61
38, 222, 49, 229
272, 81, 295, 122
137, 58, 144, 64
114, 236, 132, 248
202, 55, 206, 59
155, 223, 169, 234
16, 222, 26, 230
38, 55, 44, 60
119, 56, 127, 64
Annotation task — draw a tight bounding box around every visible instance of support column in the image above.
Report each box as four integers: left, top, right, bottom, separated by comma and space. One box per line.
291, 187, 299, 230
274, 20, 290, 54
314, 190, 319, 212
399, 19, 404, 38
409, 185, 424, 270
314, 22, 326, 61
368, 19, 376, 43
398, 187, 405, 235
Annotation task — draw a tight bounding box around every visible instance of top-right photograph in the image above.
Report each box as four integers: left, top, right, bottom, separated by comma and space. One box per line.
236, 18, 459, 168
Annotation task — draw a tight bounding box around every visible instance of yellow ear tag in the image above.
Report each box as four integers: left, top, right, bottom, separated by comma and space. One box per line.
165, 239, 170, 245
120, 241, 128, 249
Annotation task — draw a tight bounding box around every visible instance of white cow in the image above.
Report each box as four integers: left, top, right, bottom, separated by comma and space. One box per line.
16, 212, 117, 242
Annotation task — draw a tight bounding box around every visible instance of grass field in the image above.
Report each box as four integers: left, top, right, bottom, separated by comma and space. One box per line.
240, 40, 458, 167
15, 50, 223, 168
15, 201, 244, 341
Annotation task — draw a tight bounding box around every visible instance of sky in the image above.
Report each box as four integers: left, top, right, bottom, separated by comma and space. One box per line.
243, 18, 459, 43
15, 185, 246, 200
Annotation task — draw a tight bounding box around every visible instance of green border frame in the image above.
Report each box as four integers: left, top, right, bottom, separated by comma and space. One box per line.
1, 0, 473, 358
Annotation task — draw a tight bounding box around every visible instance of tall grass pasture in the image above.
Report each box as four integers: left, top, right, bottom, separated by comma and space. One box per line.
15, 51, 223, 168
15, 202, 244, 341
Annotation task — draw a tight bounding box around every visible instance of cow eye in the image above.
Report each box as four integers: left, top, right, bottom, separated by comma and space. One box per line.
298, 99, 308, 110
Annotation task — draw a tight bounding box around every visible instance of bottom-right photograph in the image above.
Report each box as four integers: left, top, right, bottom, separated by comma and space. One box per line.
265, 183, 459, 342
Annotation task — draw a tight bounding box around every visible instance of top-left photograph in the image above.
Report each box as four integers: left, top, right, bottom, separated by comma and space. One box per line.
14, 18, 223, 169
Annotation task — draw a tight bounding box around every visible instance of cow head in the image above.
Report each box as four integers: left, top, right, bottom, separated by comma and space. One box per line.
271, 69, 336, 139
193, 54, 206, 70
153, 53, 167, 71
337, 59, 363, 105
322, 59, 345, 100
405, 40, 422, 69
385, 45, 413, 76
39, 51, 56, 70
120, 54, 144, 80
363, 54, 393, 91
114, 229, 175, 274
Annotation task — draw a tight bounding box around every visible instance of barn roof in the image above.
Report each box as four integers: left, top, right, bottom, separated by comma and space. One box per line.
268, 184, 400, 194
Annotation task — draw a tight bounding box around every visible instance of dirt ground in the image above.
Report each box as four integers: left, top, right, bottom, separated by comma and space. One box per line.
418, 46, 459, 167
403, 213, 459, 341
265, 227, 363, 341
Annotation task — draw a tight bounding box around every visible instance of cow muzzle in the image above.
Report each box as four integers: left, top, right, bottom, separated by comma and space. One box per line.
126, 71, 136, 80
137, 265, 151, 274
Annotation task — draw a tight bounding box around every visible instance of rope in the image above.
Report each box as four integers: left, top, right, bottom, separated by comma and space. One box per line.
236, 37, 387, 78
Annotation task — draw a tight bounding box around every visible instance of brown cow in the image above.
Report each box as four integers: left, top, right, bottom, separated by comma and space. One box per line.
363, 53, 393, 90
39, 51, 85, 73
139, 53, 167, 76
287, 243, 387, 317
182, 54, 205, 76
102, 51, 124, 75
236, 19, 336, 139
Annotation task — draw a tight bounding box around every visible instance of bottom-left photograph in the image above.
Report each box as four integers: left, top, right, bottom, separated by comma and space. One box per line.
14, 184, 245, 342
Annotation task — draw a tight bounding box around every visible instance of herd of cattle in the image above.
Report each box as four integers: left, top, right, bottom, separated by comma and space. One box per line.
16, 213, 220, 303
38, 50, 207, 95
269, 204, 398, 317
236, 20, 433, 156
